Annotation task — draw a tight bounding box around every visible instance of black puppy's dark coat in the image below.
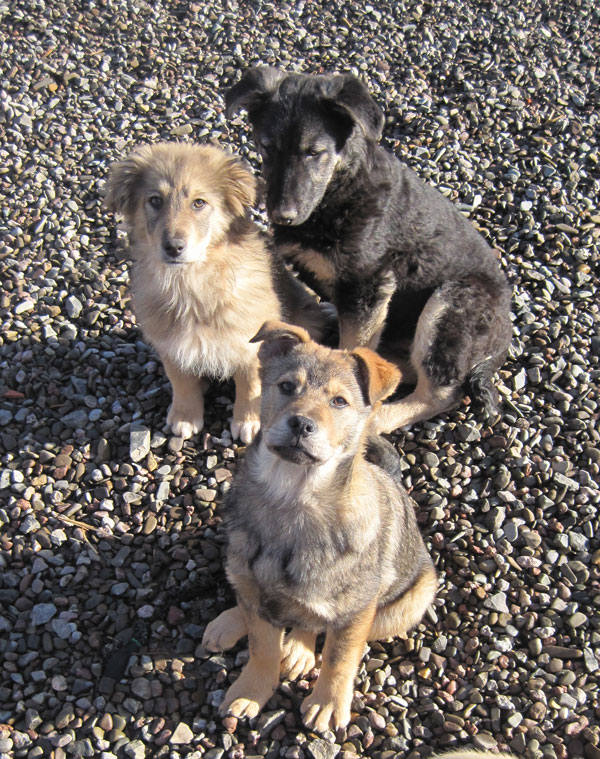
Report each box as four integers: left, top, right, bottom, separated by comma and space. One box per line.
226, 68, 512, 433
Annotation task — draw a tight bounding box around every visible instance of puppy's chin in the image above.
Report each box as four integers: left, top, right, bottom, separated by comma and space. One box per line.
269, 443, 322, 466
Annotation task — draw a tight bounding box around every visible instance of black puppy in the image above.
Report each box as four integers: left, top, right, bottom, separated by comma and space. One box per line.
226, 68, 512, 433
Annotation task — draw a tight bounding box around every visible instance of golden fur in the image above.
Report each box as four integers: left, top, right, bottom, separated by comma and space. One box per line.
105, 142, 283, 442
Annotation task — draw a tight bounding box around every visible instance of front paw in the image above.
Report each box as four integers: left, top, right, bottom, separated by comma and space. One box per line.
220, 695, 263, 720
202, 607, 247, 652
219, 667, 277, 720
167, 403, 204, 439
281, 634, 316, 681
231, 418, 260, 444
300, 688, 352, 733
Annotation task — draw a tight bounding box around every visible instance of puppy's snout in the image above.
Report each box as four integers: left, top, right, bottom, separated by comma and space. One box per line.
163, 237, 187, 259
288, 414, 316, 437
272, 205, 298, 226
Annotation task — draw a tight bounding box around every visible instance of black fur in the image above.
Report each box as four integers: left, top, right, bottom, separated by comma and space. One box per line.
364, 434, 403, 485
227, 68, 512, 414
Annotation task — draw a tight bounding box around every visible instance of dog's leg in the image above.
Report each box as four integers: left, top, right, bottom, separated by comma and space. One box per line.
369, 565, 437, 640
338, 276, 395, 351
281, 628, 317, 680
280, 268, 339, 347
373, 290, 461, 433
202, 606, 247, 652
219, 606, 284, 720
376, 277, 510, 432
162, 355, 206, 439
232, 360, 261, 444
300, 602, 376, 733
374, 373, 458, 434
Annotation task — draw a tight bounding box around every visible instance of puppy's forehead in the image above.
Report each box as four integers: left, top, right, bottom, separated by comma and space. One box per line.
269, 345, 361, 394
260, 102, 332, 144
144, 162, 207, 195
142, 148, 223, 197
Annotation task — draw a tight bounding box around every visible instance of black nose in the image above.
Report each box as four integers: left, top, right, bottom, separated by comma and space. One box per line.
163, 238, 186, 258
288, 414, 316, 437
272, 206, 298, 226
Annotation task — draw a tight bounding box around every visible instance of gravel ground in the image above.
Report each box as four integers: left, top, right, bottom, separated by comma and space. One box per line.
1, 1, 599, 758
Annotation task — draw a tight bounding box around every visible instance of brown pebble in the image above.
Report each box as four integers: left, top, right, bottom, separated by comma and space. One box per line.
143, 515, 158, 535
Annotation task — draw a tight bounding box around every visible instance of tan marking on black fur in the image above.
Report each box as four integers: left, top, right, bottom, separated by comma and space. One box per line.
338, 275, 396, 351
374, 373, 458, 434
279, 244, 337, 293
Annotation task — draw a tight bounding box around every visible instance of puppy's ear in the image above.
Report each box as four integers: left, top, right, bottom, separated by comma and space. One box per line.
225, 66, 286, 119
104, 145, 153, 219
223, 157, 256, 217
322, 75, 384, 141
250, 320, 311, 363
351, 348, 400, 406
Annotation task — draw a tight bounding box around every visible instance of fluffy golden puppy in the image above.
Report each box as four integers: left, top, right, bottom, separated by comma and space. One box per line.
105, 142, 327, 442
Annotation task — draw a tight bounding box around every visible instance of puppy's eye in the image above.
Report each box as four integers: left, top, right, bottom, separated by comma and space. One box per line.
192, 198, 206, 210
331, 396, 348, 408
148, 196, 163, 210
279, 381, 295, 395
306, 148, 324, 158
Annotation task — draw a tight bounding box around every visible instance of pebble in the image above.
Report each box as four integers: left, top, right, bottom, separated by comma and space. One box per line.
51, 618, 76, 639
120, 742, 143, 759
63, 409, 89, 429
483, 593, 509, 613
55, 703, 75, 728
130, 426, 151, 462
569, 612, 587, 629
65, 295, 83, 318
131, 678, 152, 699
170, 722, 194, 744
307, 739, 341, 759
31, 603, 57, 625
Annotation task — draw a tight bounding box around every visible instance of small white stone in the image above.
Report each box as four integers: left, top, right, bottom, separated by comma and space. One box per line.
15, 300, 35, 314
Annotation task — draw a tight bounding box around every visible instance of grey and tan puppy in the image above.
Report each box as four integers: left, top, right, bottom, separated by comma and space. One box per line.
203, 320, 437, 733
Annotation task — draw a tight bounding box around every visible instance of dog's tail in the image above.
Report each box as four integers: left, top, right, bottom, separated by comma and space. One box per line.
465, 358, 499, 419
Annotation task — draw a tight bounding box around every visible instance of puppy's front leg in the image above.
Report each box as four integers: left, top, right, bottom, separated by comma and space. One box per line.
219, 606, 284, 720
281, 628, 317, 680
337, 275, 395, 351
232, 359, 261, 443
301, 602, 376, 733
162, 355, 206, 439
